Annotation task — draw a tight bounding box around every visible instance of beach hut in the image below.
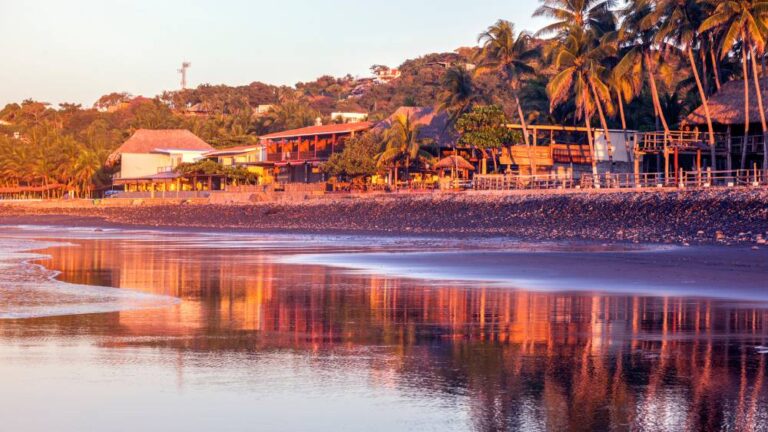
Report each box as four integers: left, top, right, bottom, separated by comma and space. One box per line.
434, 155, 475, 180
685, 78, 768, 170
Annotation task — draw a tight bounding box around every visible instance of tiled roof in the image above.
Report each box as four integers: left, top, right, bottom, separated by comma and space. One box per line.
259, 122, 373, 141
107, 129, 214, 165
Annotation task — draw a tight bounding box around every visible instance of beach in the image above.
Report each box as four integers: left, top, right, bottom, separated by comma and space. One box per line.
1, 188, 767, 245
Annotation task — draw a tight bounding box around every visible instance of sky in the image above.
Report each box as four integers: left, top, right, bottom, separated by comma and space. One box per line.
0, 0, 547, 107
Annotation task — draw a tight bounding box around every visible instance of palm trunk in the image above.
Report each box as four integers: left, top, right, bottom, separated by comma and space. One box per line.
741, 37, 751, 170
512, 87, 536, 175
589, 80, 614, 167
616, 91, 633, 164
687, 46, 717, 172
583, 88, 598, 183
645, 51, 671, 178
750, 45, 768, 171
709, 38, 722, 92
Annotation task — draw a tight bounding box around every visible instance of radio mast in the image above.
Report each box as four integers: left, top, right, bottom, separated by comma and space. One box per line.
178, 61, 191, 90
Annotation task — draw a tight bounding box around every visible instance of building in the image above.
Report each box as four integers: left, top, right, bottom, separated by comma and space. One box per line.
204, 144, 273, 184
108, 129, 214, 191
684, 78, 767, 170
331, 112, 369, 123
259, 122, 373, 183
372, 66, 401, 83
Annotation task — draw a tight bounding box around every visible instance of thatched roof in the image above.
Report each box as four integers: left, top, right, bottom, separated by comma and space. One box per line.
685, 78, 768, 126
433, 155, 475, 171
107, 129, 214, 165
374, 107, 459, 147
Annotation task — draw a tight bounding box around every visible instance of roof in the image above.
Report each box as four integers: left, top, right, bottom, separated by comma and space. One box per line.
374, 107, 459, 147
259, 122, 373, 141
433, 155, 475, 171
205, 145, 262, 157
685, 78, 768, 126
107, 129, 214, 165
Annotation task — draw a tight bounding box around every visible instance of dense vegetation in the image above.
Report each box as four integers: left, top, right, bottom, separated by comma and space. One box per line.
2, 0, 766, 194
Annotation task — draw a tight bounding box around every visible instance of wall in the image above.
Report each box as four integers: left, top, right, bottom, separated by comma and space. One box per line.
120, 153, 171, 179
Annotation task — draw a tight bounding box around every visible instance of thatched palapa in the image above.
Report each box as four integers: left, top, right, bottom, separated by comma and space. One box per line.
685, 78, 768, 127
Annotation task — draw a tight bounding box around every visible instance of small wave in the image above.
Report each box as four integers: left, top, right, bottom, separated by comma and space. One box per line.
0, 239, 179, 320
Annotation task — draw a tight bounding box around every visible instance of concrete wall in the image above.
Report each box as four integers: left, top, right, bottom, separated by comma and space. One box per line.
121, 153, 171, 179
594, 131, 637, 163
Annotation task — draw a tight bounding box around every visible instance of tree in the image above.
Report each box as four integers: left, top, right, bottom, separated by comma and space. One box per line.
548, 25, 613, 178
701, 0, 768, 169
257, 100, 320, 134
477, 20, 539, 173
438, 66, 479, 128
323, 132, 385, 181
455, 105, 517, 172
534, 0, 617, 38
656, 0, 718, 169
376, 114, 432, 189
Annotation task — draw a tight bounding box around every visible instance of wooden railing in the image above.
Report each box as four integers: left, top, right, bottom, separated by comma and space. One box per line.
266, 151, 333, 162
474, 169, 768, 191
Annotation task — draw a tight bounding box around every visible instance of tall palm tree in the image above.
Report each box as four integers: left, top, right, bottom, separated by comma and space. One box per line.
701, 0, 768, 169
534, 0, 617, 38
548, 26, 613, 179
608, 61, 642, 163
656, 0, 718, 170
438, 66, 479, 128
619, 0, 676, 177
376, 114, 431, 189
477, 20, 539, 173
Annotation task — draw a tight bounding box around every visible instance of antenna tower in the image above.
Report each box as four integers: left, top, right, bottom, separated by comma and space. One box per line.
178, 61, 191, 90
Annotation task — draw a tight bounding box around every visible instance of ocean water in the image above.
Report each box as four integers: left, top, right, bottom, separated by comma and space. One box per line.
0, 226, 766, 431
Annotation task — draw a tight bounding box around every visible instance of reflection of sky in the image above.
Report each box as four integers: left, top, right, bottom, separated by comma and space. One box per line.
0, 227, 766, 431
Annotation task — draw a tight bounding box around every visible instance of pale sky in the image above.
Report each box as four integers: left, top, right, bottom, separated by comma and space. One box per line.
0, 0, 547, 107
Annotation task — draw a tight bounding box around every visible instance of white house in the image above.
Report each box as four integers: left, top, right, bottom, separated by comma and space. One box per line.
107, 129, 214, 183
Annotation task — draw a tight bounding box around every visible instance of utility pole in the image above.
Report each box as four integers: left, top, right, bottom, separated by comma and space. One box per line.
178, 61, 191, 90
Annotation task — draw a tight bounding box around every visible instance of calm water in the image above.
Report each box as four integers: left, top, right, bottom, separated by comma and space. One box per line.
0, 227, 767, 432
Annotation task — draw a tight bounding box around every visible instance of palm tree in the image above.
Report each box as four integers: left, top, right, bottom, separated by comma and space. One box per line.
534, 0, 617, 38
438, 66, 479, 128
701, 0, 768, 169
608, 62, 642, 164
656, 0, 718, 170
376, 114, 431, 190
619, 0, 677, 177
548, 26, 613, 179
477, 20, 539, 173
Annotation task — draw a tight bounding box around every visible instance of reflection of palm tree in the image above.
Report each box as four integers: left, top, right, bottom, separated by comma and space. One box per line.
477, 20, 538, 173
376, 114, 431, 189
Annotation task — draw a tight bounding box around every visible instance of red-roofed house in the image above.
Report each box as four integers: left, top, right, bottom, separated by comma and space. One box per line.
260, 122, 373, 183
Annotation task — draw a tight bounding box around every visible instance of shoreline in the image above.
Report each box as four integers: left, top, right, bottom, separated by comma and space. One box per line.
0, 188, 767, 246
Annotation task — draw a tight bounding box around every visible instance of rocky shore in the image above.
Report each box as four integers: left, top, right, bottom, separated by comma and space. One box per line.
1, 189, 767, 246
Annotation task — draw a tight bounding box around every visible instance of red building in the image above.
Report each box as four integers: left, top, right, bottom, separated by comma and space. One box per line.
260, 122, 372, 183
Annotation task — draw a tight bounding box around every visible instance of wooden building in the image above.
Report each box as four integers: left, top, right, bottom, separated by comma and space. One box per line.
259, 122, 372, 183
684, 78, 768, 170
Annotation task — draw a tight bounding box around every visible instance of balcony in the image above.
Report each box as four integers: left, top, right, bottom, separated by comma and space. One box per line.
266, 150, 334, 163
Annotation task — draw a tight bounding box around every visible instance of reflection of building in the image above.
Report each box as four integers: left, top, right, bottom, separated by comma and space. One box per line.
37, 238, 768, 432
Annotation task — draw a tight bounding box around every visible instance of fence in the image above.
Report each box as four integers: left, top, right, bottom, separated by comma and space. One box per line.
474, 169, 768, 191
